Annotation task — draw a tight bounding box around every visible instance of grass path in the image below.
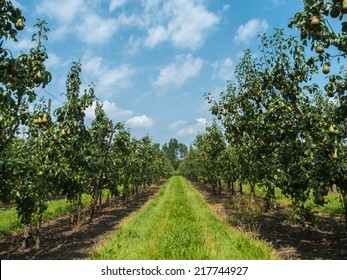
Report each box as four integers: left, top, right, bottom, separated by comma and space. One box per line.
91, 176, 278, 260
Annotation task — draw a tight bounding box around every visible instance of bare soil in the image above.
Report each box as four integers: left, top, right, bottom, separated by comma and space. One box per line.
192, 182, 347, 260
0, 187, 159, 260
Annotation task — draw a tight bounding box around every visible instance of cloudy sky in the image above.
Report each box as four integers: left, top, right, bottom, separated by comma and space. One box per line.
10, 0, 303, 145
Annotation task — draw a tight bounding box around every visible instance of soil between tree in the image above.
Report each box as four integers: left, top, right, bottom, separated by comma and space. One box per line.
0, 186, 160, 260
192, 182, 347, 260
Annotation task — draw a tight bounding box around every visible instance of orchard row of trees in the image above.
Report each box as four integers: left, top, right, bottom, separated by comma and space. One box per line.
180, 0, 347, 230
0, 1, 174, 249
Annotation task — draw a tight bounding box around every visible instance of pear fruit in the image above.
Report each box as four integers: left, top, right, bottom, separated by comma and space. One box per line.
61, 128, 67, 137
343, 0, 347, 14
310, 16, 320, 28
322, 64, 330, 74
332, 149, 339, 160
328, 125, 339, 135
44, 155, 50, 164
315, 46, 325, 54
15, 19, 24, 31
42, 113, 48, 123
33, 71, 44, 83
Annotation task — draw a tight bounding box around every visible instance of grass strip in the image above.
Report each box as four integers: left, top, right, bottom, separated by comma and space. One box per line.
91, 176, 277, 260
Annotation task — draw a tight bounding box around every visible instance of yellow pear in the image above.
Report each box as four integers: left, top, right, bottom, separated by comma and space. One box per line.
310, 16, 320, 28
328, 125, 336, 134
15, 19, 24, 31
329, 125, 340, 135
61, 128, 66, 136
44, 155, 50, 164
315, 46, 325, 54
42, 113, 48, 123
322, 64, 330, 74
343, 0, 347, 13
332, 149, 339, 160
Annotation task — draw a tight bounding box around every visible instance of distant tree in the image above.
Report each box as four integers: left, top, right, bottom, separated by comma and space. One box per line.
162, 138, 187, 170
178, 142, 188, 160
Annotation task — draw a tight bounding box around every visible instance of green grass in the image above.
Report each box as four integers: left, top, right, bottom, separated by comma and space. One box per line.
305, 191, 344, 215
0, 207, 21, 237
0, 190, 112, 238
241, 183, 344, 215
91, 176, 278, 260
0, 198, 75, 238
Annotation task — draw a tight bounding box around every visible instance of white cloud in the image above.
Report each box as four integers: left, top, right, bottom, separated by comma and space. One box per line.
109, 0, 127, 12
212, 58, 234, 81
37, 0, 218, 49
117, 13, 144, 27
82, 54, 134, 95
234, 19, 269, 44
36, 0, 118, 44
8, 37, 35, 51
85, 100, 133, 122
126, 36, 143, 55
76, 13, 118, 44
126, 115, 154, 128
11, 0, 25, 10
169, 120, 188, 130
101, 65, 133, 89
170, 118, 208, 137
83, 56, 103, 76
145, 25, 168, 48
45, 53, 61, 69
129, 0, 219, 52
165, 0, 219, 50
103, 100, 133, 121
36, 0, 84, 23
154, 53, 203, 87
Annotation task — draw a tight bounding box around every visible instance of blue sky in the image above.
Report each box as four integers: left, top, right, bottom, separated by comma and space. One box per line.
9, 0, 303, 145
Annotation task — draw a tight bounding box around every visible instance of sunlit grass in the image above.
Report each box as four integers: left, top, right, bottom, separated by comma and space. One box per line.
305, 191, 344, 215
91, 176, 277, 260
240, 183, 343, 215
0, 189, 113, 238
0, 207, 21, 238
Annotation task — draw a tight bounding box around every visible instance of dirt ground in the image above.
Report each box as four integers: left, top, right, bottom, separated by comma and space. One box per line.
0, 187, 159, 260
192, 182, 347, 260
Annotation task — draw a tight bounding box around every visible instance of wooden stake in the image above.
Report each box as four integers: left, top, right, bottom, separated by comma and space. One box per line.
48, 99, 52, 114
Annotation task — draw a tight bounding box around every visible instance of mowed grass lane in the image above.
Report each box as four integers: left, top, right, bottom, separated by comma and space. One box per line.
91, 176, 277, 260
